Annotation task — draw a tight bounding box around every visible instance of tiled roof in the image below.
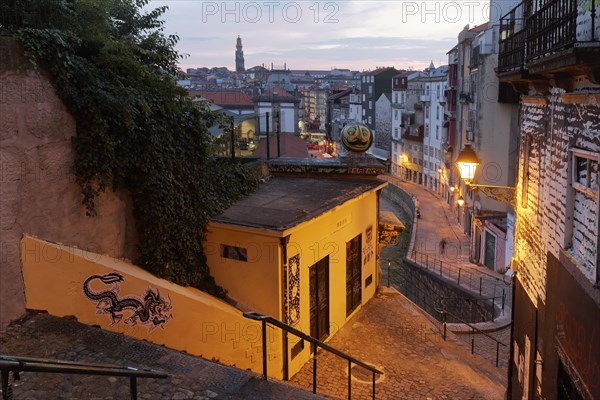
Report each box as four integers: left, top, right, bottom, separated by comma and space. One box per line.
189, 90, 254, 106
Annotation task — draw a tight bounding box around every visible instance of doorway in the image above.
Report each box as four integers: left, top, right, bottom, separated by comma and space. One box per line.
310, 256, 330, 341
346, 234, 362, 316
484, 231, 496, 270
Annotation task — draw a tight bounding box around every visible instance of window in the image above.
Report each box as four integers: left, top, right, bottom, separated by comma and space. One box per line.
424, 145, 429, 154
572, 148, 599, 193
394, 127, 399, 138
368, 116, 372, 124
362, 94, 366, 102
369, 101, 372, 110
221, 244, 248, 262
425, 106, 429, 119
436, 126, 439, 140
394, 110, 399, 120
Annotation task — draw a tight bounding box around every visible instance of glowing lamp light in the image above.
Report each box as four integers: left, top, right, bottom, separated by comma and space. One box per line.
449, 186, 456, 193
455, 144, 480, 183
457, 196, 465, 207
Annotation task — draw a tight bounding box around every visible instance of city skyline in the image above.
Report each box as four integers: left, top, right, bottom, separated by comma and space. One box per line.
149, 0, 493, 71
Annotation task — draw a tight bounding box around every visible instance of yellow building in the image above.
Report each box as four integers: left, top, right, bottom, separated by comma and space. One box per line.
205, 157, 387, 379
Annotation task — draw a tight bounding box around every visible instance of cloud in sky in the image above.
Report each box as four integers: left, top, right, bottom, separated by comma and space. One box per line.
148, 0, 492, 71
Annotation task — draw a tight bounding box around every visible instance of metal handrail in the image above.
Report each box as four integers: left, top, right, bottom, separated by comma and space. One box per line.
243, 312, 383, 400
0, 355, 167, 400
436, 308, 508, 368
406, 250, 507, 299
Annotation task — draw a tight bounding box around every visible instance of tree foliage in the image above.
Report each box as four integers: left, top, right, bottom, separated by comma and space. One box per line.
3, 0, 258, 296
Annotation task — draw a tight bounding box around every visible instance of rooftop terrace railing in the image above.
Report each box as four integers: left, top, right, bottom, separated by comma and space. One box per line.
0, 355, 167, 400
243, 312, 383, 400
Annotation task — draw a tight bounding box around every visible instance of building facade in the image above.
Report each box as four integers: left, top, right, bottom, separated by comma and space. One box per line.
361, 67, 399, 131
255, 86, 300, 136
391, 73, 408, 177
498, 1, 600, 398
205, 158, 387, 379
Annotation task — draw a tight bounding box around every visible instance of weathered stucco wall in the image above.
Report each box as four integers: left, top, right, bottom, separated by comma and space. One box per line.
0, 38, 136, 330
514, 90, 600, 305
21, 236, 274, 377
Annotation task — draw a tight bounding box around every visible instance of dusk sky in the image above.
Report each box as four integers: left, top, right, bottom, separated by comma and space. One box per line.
148, 1, 493, 71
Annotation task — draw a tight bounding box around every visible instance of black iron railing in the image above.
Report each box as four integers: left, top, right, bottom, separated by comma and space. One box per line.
0, 355, 167, 400
243, 312, 383, 400
436, 308, 508, 368
526, 0, 578, 62
498, 0, 599, 73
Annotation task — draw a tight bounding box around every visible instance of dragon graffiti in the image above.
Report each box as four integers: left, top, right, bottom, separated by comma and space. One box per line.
83, 272, 173, 332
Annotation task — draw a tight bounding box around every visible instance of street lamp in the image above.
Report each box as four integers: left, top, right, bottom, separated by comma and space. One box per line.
455, 144, 480, 184
457, 196, 465, 207
455, 145, 516, 205
456, 145, 517, 262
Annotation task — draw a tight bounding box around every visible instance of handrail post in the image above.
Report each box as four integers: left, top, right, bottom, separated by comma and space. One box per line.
479, 277, 482, 296
471, 327, 475, 354
1, 369, 10, 400
372, 371, 376, 400
312, 343, 317, 394
130, 376, 138, 400
262, 319, 268, 380
439, 261, 442, 276
496, 342, 500, 368
387, 259, 391, 288
457, 268, 461, 284
347, 360, 352, 400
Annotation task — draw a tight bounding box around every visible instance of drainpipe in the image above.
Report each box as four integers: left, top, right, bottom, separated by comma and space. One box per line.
280, 235, 291, 380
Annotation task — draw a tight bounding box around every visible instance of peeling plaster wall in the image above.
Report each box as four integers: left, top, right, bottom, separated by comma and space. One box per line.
514, 90, 600, 305
0, 38, 136, 330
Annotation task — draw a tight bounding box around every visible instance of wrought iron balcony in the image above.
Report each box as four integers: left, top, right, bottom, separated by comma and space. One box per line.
497, 0, 600, 77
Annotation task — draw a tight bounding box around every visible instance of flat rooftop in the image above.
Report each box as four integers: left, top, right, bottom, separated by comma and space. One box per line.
211, 176, 386, 231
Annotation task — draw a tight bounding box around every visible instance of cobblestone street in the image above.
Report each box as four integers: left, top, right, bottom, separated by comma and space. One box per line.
0, 312, 326, 400
290, 289, 506, 399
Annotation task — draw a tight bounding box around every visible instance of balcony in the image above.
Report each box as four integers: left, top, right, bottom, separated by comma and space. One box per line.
497, 0, 600, 81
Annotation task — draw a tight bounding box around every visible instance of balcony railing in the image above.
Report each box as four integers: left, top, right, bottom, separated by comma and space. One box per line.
498, 1, 527, 72
526, 0, 578, 63
497, 0, 599, 74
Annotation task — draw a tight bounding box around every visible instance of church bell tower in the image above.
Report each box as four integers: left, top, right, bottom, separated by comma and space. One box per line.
235, 36, 245, 73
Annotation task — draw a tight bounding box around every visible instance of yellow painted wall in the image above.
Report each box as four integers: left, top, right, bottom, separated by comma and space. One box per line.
21, 235, 284, 379
284, 189, 380, 376
205, 230, 282, 318
206, 185, 383, 378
